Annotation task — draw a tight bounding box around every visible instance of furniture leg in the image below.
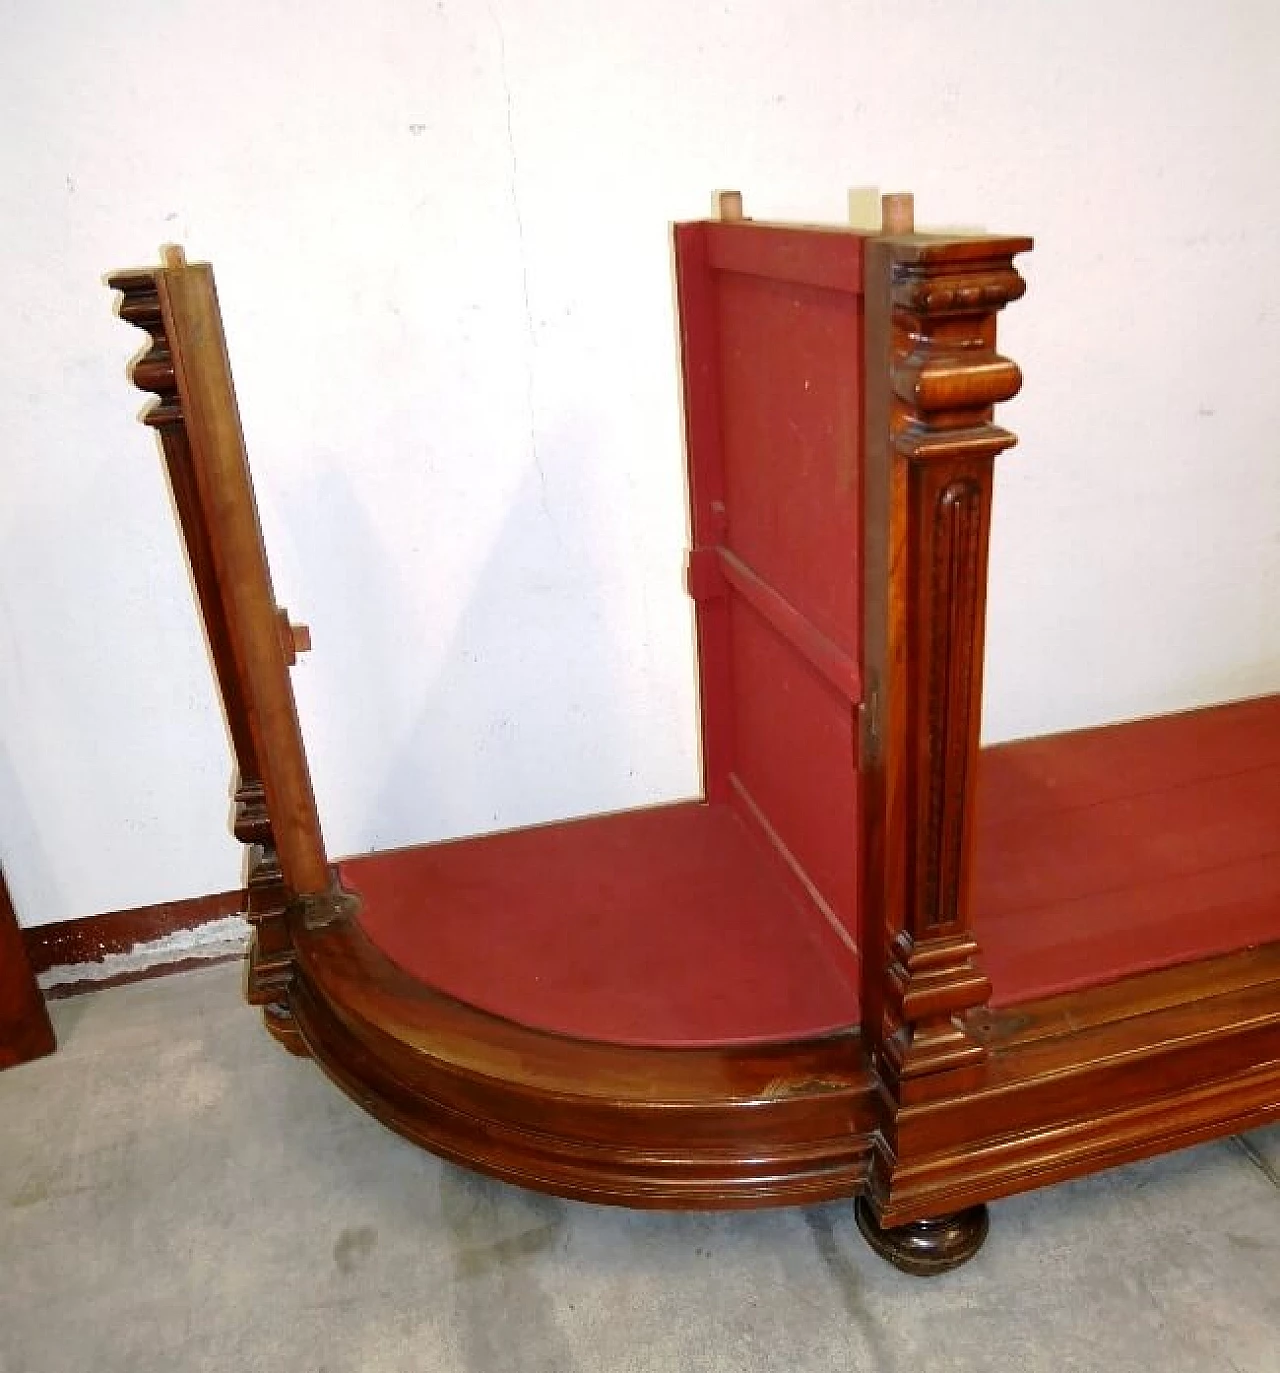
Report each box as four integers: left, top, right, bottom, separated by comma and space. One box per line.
261, 998, 309, 1057
854, 1195, 989, 1276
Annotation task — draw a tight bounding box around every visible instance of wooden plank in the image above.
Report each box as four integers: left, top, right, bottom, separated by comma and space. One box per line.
110, 261, 296, 1008
971, 942, 1280, 1049
673, 223, 734, 803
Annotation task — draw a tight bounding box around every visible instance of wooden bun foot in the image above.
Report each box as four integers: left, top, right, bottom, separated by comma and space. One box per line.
854, 1196, 989, 1276
262, 999, 310, 1057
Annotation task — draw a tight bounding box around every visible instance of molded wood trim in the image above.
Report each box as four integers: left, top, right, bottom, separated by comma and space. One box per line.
869, 940, 1280, 1224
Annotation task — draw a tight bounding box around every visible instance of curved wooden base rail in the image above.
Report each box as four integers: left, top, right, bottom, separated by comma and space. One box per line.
107, 191, 1280, 1280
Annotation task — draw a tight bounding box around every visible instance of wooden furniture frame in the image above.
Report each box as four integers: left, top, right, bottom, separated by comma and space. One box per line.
0, 866, 55, 1071
108, 195, 1280, 1276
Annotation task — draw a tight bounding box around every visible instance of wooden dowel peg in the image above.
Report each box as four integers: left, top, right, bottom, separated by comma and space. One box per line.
881, 193, 915, 235
847, 187, 882, 232
160, 244, 188, 269
714, 190, 745, 222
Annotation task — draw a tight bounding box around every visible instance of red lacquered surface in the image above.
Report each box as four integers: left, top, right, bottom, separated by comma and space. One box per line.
340, 801, 860, 1048
675, 222, 865, 958
974, 693, 1280, 1005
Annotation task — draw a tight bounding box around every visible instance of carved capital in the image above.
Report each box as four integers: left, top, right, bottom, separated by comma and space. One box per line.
108, 269, 181, 426
890, 258, 1027, 318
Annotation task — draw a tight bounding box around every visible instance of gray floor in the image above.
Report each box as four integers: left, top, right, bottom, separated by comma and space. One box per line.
1, 965, 1277, 1373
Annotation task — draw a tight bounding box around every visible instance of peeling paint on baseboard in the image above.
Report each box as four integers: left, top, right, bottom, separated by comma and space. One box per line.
37, 916, 252, 990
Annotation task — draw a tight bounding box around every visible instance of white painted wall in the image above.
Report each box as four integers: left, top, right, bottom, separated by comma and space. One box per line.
3, 1, 1278, 927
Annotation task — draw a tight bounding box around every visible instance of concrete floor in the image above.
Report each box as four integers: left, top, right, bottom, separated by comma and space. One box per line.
1, 964, 1277, 1373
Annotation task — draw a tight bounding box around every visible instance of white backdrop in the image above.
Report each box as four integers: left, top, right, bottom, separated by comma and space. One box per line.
3, 0, 1279, 926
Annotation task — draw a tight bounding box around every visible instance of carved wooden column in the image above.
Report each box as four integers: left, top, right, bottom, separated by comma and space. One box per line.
857, 214, 1030, 1269
110, 257, 328, 1052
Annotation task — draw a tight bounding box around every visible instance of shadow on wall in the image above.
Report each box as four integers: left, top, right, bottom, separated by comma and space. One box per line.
0, 740, 61, 926
284, 416, 694, 860
1, 442, 244, 924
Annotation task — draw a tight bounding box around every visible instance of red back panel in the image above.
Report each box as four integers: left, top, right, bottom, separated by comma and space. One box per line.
675, 221, 866, 956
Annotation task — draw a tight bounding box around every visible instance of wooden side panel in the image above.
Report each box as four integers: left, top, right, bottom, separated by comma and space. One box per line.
111, 259, 328, 901
675, 222, 865, 962
0, 867, 55, 1071
157, 264, 329, 899
109, 268, 292, 1006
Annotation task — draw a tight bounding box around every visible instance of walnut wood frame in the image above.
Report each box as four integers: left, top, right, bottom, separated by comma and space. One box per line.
108, 206, 1280, 1276
0, 867, 55, 1071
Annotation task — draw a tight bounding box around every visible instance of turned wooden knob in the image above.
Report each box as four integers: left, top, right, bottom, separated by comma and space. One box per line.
881, 192, 915, 235
277, 608, 311, 665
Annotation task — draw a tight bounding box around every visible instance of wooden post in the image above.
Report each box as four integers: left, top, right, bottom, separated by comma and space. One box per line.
109, 268, 295, 1003
110, 254, 337, 1050
860, 219, 1032, 1109
152, 263, 328, 897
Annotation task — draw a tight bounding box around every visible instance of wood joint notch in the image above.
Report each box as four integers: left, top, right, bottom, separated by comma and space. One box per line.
686, 546, 728, 603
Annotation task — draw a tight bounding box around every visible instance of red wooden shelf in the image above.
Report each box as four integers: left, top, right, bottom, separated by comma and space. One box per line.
975, 693, 1280, 1006
342, 800, 861, 1048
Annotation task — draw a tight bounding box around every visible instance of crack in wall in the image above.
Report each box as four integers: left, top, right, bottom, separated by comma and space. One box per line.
487, 0, 552, 527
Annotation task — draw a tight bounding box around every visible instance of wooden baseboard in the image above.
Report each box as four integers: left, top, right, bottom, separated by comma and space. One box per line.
39, 951, 248, 1001
23, 889, 247, 986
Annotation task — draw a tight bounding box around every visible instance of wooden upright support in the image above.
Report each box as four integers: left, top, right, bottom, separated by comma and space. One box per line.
862, 220, 1031, 1100
859, 208, 1031, 1247
110, 253, 337, 1050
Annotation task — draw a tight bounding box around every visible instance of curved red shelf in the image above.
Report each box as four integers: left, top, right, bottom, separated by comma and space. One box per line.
340, 800, 860, 1048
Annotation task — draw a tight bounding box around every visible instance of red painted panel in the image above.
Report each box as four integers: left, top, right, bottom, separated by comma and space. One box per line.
341, 802, 859, 1048
727, 601, 858, 945
709, 249, 864, 952
704, 222, 865, 292
974, 694, 1280, 1005
715, 272, 863, 654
